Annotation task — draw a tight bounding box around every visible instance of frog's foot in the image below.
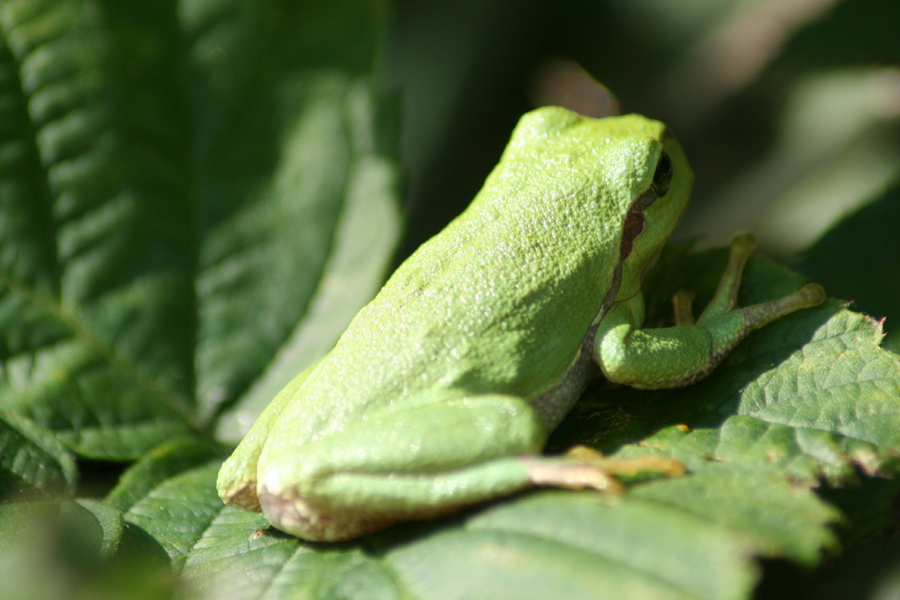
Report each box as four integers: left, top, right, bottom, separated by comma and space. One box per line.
523, 445, 685, 494
701, 232, 826, 328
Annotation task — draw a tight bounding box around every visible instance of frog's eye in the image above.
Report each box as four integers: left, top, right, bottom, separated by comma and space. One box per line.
652, 151, 673, 197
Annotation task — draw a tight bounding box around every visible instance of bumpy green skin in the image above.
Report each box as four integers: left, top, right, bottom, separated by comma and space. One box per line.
217, 107, 823, 541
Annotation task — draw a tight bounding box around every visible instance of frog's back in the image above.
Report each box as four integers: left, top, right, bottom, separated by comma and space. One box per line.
283, 109, 671, 442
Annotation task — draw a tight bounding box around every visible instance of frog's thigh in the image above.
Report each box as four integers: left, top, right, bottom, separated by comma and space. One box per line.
256, 392, 546, 541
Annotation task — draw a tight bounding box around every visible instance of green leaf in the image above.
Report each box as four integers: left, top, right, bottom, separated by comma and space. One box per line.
107, 437, 223, 513
123, 461, 224, 573
0, 0, 400, 459
69, 498, 125, 560
110, 248, 899, 600
627, 466, 839, 565
418, 491, 760, 600
141, 469, 823, 600
214, 85, 403, 442
0, 0, 198, 458
0, 410, 76, 501
133, 463, 754, 600
179, 506, 392, 600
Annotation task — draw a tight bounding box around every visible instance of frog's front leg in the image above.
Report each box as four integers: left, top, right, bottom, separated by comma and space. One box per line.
594, 232, 825, 389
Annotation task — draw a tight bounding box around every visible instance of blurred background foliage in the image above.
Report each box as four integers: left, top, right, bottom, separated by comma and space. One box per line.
390, 0, 900, 254
388, 0, 900, 344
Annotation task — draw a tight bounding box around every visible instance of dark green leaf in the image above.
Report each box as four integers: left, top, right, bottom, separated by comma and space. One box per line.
123, 460, 224, 573
128, 248, 900, 600
0, 0, 201, 458
107, 437, 223, 513
0, 0, 400, 459
0, 410, 76, 501
796, 181, 900, 350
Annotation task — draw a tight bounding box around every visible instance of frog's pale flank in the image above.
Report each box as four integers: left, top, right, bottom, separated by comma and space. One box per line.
217, 107, 825, 541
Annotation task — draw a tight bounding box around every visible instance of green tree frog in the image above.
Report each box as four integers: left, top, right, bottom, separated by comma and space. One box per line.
217, 107, 825, 541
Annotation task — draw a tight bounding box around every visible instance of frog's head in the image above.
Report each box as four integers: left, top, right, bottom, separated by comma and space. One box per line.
506, 107, 694, 300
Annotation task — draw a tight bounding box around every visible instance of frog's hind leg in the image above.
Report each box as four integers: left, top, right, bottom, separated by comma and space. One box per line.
255, 391, 685, 541
256, 392, 548, 541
